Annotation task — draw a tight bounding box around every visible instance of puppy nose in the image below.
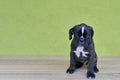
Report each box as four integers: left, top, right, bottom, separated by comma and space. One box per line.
80, 37, 84, 42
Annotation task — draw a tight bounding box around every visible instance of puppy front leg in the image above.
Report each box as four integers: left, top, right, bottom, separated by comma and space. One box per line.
87, 53, 96, 79
66, 51, 76, 74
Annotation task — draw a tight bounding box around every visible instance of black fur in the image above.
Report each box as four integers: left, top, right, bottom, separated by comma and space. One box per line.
66, 23, 99, 79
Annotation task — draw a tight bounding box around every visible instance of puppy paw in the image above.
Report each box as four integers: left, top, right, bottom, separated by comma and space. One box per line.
94, 67, 99, 73
66, 68, 75, 74
94, 68, 99, 73
87, 72, 95, 79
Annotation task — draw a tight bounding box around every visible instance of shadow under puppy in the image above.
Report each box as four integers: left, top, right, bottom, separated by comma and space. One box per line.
66, 23, 99, 79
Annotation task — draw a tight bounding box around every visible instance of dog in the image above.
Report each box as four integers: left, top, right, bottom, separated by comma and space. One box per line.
66, 23, 99, 79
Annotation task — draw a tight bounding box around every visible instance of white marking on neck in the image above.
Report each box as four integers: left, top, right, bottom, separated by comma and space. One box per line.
73, 46, 88, 58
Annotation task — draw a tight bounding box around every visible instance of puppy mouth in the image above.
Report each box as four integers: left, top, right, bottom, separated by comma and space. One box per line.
79, 41, 85, 46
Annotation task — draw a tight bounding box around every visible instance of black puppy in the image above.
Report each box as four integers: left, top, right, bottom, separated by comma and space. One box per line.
66, 23, 99, 79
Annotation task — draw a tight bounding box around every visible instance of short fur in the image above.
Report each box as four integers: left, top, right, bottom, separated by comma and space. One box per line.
66, 23, 99, 79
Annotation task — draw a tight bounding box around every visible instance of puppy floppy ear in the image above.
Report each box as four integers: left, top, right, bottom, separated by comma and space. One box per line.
69, 27, 75, 40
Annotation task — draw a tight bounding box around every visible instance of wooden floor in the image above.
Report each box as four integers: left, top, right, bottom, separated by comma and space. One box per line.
0, 57, 119, 80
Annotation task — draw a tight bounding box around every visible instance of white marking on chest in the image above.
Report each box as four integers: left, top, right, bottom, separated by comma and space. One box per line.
73, 46, 88, 58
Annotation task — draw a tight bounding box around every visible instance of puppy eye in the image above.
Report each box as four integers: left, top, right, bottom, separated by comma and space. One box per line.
78, 31, 82, 37
74, 34, 79, 38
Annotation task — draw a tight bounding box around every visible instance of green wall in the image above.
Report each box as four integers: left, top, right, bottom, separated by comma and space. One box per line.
0, 0, 120, 56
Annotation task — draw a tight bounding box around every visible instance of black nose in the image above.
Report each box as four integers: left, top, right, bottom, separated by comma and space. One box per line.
80, 37, 84, 42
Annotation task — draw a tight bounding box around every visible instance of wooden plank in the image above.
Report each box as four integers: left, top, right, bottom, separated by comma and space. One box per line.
0, 57, 119, 80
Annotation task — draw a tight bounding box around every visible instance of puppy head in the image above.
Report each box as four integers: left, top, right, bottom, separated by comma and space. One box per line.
69, 23, 94, 47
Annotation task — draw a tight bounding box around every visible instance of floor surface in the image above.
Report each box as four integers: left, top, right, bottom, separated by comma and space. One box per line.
0, 57, 119, 80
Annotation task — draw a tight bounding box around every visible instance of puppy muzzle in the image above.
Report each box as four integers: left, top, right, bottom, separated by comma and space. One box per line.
79, 37, 84, 46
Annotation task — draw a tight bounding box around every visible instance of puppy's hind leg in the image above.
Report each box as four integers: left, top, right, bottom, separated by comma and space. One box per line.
94, 65, 99, 73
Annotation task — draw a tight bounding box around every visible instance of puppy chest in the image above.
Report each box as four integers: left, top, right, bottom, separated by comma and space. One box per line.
73, 46, 89, 58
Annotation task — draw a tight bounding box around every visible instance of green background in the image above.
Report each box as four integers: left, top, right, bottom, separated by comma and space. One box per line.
0, 0, 120, 56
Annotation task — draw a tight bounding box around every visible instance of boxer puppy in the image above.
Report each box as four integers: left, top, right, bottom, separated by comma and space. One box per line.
66, 23, 99, 79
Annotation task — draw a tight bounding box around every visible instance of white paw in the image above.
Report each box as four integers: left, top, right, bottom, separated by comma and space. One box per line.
87, 77, 95, 80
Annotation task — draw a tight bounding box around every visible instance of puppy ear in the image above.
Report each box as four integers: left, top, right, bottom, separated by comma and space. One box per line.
69, 27, 75, 40
90, 27, 94, 38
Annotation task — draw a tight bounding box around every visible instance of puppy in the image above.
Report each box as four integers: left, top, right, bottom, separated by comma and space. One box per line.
66, 23, 99, 79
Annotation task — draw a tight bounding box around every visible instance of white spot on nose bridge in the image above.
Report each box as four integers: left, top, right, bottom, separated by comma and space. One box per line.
82, 26, 85, 35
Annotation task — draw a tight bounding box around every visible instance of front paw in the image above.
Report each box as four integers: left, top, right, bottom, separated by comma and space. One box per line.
66, 68, 75, 74
87, 72, 95, 79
